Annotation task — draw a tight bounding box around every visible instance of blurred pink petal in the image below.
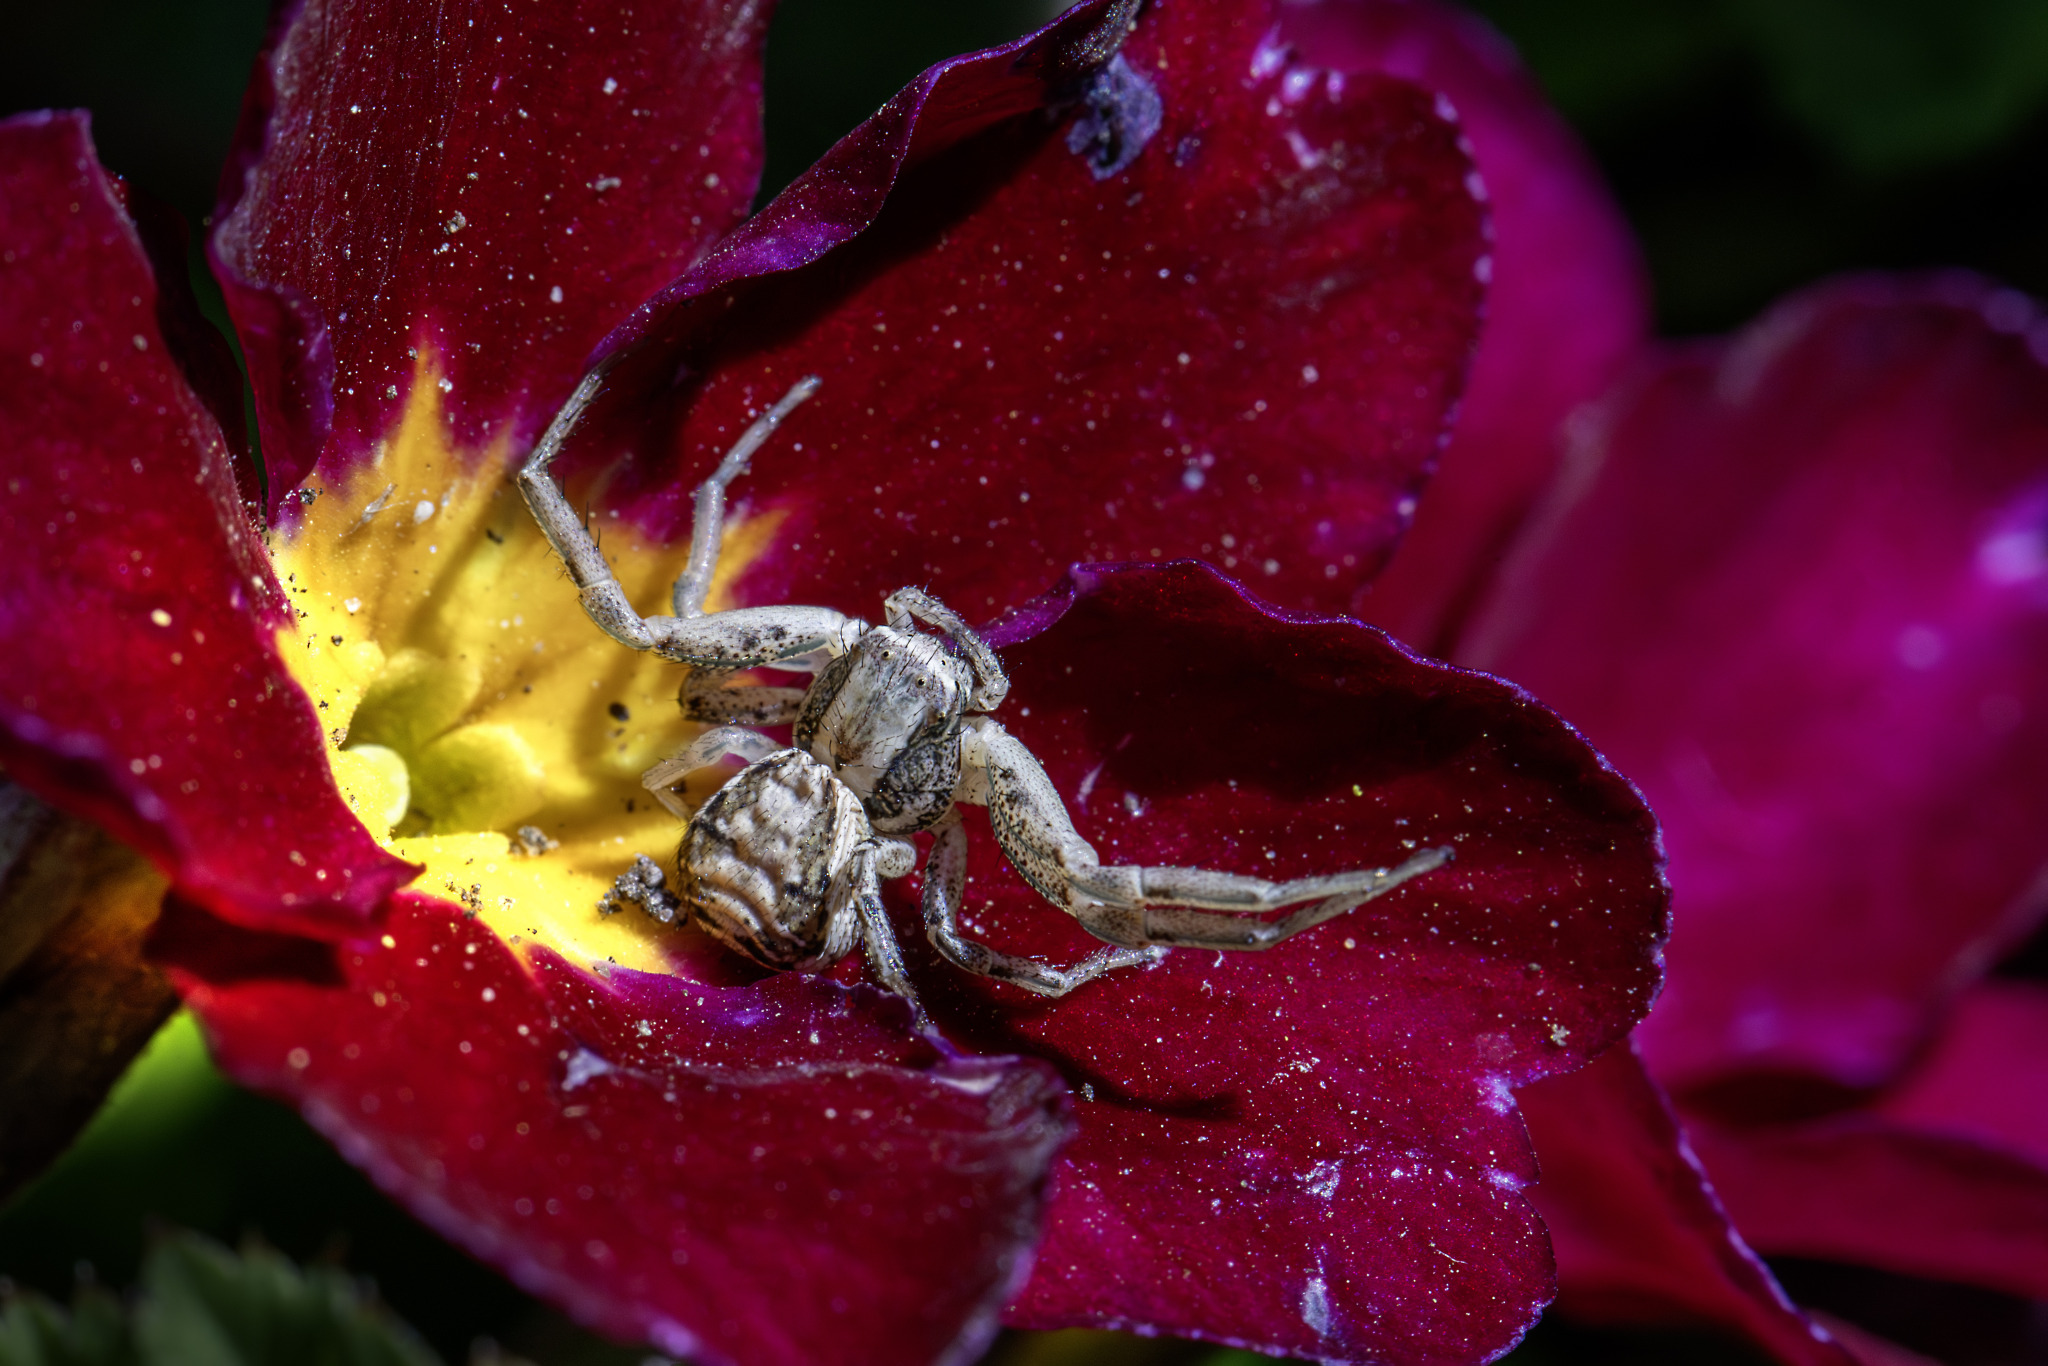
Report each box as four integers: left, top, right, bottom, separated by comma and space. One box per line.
1874, 978, 2048, 1165
1690, 1115, 2048, 1302
1461, 275, 2048, 1091
1519, 1045, 1855, 1366
1280, 0, 1651, 653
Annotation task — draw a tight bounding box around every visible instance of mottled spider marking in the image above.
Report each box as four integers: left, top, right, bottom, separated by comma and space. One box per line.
678, 750, 865, 970
794, 623, 974, 831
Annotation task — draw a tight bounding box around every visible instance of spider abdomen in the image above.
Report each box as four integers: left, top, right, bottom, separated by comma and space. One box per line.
678, 749, 865, 970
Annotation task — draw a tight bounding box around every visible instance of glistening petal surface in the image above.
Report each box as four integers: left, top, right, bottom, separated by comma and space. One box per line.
211, 0, 776, 508
1460, 276, 2048, 1090
887, 562, 1668, 1364
164, 894, 1071, 1366
571, 0, 1488, 620
0, 111, 412, 936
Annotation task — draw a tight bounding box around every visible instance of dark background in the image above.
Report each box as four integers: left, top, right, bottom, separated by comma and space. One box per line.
4, 1, 2046, 1362
6, 0, 2046, 335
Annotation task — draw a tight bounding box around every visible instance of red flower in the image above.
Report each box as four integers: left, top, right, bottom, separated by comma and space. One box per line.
0, 2, 1668, 1364
1222, 15, 2048, 1362
1459, 275, 2048, 1364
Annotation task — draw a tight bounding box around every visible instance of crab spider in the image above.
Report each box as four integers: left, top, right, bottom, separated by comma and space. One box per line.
517, 371, 1451, 1024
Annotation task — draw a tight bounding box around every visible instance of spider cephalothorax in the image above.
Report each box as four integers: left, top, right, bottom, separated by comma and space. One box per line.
794, 617, 987, 833
518, 373, 1450, 1023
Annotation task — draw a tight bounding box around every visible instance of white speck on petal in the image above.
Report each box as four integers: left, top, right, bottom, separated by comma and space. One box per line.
1301, 1274, 1331, 1338
562, 1047, 614, 1091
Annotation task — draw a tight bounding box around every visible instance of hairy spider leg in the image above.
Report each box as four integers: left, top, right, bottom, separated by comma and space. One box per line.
679, 666, 810, 728
518, 371, 859, 667
835, 839, 929, 1026
920, 811, 1161, 996
957, 717, 1453, 952
670, 385, 847, 711
883, 587, 1010, 711
673, 375, 821, 618
640, 725, 782, 819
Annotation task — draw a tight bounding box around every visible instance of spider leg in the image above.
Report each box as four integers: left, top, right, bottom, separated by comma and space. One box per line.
651, 607, 866, 669
958, 717, 1452, 951
679, 667, 808, 727
920, 811, 1161, 996
519, 371, 860, 666
1084, 863, 1450, 952
641, 725, 782, 819
672, 377, 822, 619
836, 842, 929, 1027
883, 587, 1009, 710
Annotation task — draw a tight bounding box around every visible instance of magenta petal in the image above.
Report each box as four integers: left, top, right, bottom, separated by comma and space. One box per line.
1875, 980, 2048, 1166
1459, 275, 2048, 1089
1283, 0, 1650, 654
0, 111, 413, 936
212, 0, 775, 506
875, 562, 1667, 1362
1518, 1045, 1853, 1366
171, 893, 1070, 1366
583, 0, 1487, 618
1689, 1116, 2048, 1303
1665, 981, 2048, 1305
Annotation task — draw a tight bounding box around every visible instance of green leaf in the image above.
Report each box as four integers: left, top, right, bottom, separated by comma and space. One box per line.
0, 1286, 139, 1366
1467, 0, 1740, 131
1474, 0, 2048, 176
132, 1234, 443, 1366
1729, 0, 2048, 173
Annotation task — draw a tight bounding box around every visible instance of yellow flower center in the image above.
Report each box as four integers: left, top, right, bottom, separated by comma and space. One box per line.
270, 358, 782, 972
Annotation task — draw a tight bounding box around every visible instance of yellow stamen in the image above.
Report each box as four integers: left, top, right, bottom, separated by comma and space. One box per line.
271, 353, 784, 974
